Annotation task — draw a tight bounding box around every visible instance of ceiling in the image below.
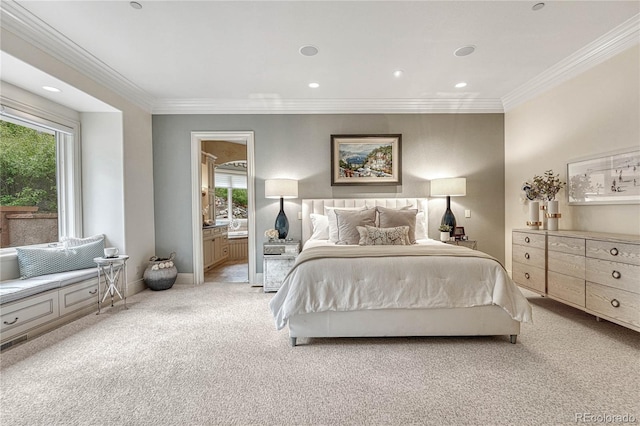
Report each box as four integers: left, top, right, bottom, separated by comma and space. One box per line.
1, 1, 638, 114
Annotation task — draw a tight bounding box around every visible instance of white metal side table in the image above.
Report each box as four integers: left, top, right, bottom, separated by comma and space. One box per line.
93, 255, 129, 314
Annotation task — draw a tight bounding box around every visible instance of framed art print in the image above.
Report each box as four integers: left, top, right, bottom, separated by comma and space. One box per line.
331, 134, 402, 186
567, 148, 640, 205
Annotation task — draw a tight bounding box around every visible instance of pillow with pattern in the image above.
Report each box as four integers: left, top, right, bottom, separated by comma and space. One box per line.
16, 239, 105, 279
357, 225, 409, 246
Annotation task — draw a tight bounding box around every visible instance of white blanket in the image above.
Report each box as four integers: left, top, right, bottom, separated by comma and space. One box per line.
269, 239, 532, 330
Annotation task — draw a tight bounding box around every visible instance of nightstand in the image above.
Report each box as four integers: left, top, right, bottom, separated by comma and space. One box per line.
445, 240, 478, 250
263, 240, 301, 292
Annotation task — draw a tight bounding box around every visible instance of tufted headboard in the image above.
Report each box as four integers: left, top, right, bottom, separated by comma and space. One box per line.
301, 198, 428, 244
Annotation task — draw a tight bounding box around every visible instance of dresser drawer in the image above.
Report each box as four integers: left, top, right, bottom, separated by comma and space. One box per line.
59, 279, 99, 316
548, 236, 585, 256
512, 245, 545, 269
1, 291, 59, 340
586, 282, 640, 329
548, 251, 585, 279
548, 271, 585, 307
512, 262, 545, 293
513, 231, 545, 249
586, 258, 640, 295
586, 240, 640, 266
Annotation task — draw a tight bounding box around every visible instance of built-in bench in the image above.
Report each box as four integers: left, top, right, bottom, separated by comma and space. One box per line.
0, 237, 105, 351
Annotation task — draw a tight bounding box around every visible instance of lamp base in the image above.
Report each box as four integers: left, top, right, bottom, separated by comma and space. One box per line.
441, 196, 457, 235
275, 197, 289, 239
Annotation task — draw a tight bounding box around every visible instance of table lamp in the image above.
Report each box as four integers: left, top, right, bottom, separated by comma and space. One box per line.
430, 177, 467, 235
265, 178, 298, 239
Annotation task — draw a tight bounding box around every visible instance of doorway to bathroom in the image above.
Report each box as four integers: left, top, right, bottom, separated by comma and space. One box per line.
190, 131, 255, 286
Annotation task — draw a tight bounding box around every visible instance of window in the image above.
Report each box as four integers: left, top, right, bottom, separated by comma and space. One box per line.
214, 171, 248, 231
0, 105, 81, 248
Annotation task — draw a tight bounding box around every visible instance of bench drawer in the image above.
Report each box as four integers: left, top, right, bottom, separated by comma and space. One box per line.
59, 279, 99, 316
1, 291, 59, 341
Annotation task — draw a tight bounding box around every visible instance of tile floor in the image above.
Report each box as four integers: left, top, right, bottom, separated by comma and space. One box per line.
204, 259, 249, 283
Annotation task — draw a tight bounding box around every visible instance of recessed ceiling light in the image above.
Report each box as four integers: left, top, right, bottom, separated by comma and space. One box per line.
130, 1, 142, 10
308, 82, 319, 88
532, 2, 545, 11
455, 82, 467, 88
42, 86, 61, 92
454, 45, 476, 57
393, 70, 404, 78
299, 45, 319, 57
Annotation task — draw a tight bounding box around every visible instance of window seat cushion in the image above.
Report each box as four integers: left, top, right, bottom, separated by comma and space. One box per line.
0, 267, 97, 305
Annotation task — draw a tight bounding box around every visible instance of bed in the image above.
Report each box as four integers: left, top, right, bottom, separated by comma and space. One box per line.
269, 198, 532, 346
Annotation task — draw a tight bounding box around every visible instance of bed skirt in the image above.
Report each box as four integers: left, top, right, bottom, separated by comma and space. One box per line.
287, 305, 520, 345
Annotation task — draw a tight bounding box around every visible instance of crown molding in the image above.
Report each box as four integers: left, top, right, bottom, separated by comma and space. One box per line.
502, 13, 640, 112
152, 98, 505, 114
0, 1, 155, 112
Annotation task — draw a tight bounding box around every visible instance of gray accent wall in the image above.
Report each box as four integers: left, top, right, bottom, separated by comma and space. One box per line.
152, 114, 505, 274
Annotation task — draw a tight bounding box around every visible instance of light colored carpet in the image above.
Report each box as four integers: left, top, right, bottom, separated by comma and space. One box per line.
1, 282, 638, 426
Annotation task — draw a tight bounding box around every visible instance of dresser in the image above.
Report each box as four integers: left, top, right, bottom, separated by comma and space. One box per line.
512, 229, 640, 332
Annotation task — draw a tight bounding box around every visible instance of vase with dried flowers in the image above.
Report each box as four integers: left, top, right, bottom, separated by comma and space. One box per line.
522, 170, 566, 230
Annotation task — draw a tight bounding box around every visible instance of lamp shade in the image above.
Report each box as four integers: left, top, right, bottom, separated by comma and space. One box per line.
430, 178, 467, 197
265, 179, 298, 199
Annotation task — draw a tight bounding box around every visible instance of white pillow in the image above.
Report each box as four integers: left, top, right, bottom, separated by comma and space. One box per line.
415, 212, 427, 240
309, 213, 329, 240
324, 206, 367, 243
61, 234, 105, 248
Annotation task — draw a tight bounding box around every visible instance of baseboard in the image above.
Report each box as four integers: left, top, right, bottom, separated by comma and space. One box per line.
127, 277, 146, 296
175, 273, 194, 285
253, 272, 264, 287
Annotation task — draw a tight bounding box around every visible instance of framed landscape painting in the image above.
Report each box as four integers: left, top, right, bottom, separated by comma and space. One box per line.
567, 148, 640, 205
331, 134, 402, 186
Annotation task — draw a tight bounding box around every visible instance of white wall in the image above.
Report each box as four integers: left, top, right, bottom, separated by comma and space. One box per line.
1, 29, 156, 292
504, 45, 640, 273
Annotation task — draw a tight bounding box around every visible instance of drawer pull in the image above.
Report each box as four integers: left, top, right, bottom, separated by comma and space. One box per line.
612, 270, 621, 279
610, 299, 620, 308
3, 317, 19, 325
524, 253, 530, 260
524, 237, 530, 244
524, 273, 530, 280
609, 248, 619, 256
89, 289, 98, 295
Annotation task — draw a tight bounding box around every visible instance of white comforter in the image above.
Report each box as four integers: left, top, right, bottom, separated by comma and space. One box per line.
269, 239, 532, 330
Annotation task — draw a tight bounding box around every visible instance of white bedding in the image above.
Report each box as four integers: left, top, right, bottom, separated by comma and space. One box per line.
269, 239, 532, 330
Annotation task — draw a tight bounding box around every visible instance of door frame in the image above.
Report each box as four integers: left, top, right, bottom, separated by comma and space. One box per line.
190, 131, 256, 285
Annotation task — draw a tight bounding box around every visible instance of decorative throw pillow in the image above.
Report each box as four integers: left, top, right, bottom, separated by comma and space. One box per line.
415, 212, 428, 240
61, 234, 105, 248
376, 206, 418, 244
334, 208, 376, 245
325, 205, 367, 243
309, 214, 329, 240
16, 239, 105, 279
357, 225, 409, 246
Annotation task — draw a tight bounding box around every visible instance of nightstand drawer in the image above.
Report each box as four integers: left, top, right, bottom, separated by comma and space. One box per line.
264, 256, 296, 292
